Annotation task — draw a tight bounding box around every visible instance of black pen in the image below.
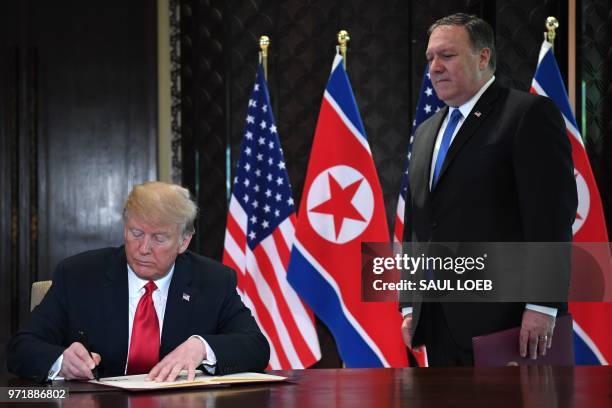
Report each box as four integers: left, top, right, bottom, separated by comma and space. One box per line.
78, 330, 100, 380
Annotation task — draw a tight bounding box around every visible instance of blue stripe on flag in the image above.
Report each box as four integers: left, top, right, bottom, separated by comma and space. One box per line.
326, 61, 368, 141
535, 50, 578, 129
573, 332, 603, 365
287, 246, 385, 367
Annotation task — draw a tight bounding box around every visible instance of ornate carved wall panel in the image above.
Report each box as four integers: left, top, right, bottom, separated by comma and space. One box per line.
581, 0, 612, 233
495, 0, 568, 90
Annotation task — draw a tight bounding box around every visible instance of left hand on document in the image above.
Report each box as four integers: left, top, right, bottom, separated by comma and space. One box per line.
146, 337, 205, 382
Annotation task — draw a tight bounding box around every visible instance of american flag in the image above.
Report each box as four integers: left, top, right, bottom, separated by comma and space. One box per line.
222, 64, 321, 369
393, 67, 445, 243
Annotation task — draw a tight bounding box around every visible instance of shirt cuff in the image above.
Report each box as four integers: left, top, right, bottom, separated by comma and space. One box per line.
47, 355, 64, 380
401, 307, 413, 318
190, 335, 217, 374
525, 303, 558, 317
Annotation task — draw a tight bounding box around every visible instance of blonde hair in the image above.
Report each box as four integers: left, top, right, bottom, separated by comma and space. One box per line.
123, 181, 197, 236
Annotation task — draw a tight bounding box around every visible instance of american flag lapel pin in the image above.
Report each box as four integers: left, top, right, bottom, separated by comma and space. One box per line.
182, 293, 190, 302
474, 111, 482, 117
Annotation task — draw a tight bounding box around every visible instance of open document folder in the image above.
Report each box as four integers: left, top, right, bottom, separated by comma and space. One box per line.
89, 371, 288, 391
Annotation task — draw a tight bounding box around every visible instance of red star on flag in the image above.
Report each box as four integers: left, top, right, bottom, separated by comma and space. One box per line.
310, 173, 365, 239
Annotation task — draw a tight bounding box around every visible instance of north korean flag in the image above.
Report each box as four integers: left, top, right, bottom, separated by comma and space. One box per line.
287, 53, 407, 367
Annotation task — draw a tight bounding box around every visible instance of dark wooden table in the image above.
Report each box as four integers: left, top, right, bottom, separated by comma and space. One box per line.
1, 366, 611, 407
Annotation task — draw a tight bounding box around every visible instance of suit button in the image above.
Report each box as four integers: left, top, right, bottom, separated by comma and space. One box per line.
431, 221, 438, 229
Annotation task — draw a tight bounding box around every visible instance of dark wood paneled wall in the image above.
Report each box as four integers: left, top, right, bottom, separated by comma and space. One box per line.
0, 0, 157, 376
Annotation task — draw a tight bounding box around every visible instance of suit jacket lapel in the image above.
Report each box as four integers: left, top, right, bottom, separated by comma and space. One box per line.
410, 107, 447, 202
160, 253, 195, 357
102, 247, 129, 375
433, 82, 501, 188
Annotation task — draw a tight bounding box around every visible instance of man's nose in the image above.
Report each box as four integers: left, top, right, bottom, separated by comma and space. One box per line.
429, 57, 443, 73
138, 236, 152, 254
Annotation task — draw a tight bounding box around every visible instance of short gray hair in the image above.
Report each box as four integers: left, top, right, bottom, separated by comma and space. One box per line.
428, 13, 496, 71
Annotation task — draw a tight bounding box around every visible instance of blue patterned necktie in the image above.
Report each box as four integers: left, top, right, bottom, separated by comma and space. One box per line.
432, 108, 463, 189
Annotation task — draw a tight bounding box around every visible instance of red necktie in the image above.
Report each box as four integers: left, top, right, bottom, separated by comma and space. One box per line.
126, 281, 160, 375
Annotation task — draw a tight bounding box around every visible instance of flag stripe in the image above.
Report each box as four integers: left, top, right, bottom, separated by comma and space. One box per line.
530, 82, 584, 147
229, 195, 248, 231
226, 208, 247, 252
534, 42, 578, 129
278, 216, 296, 251
393, 215, 404, 244
292, 240, 390, 366
238, 262, 289, 370
326, 54, 368, 142
324, 91, 371, 155
271, 227, 291, 269
225, 230, 246, 272
225, 262, 282, 369
257, 237, 317, 366
242, 252, 293, 368
223, 226, 246, 275
573, 320, 608, 365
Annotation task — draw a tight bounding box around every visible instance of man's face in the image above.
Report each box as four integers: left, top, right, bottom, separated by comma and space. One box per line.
124, 215, 192, 280
426, 25, 490, 107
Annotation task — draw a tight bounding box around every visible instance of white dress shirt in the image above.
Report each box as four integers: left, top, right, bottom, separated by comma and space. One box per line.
402, 75, 556, 319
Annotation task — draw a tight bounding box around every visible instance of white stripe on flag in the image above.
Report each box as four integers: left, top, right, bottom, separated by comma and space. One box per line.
245, 247, 304, 368
324, 90, 372, 155
260, 224, 321, 358
223, 225, 246, 275
531, 80, 584, 147
229, 195, 248, 232
278, 217, 295, 249
537, 40, 552, 64
292, 238, 391, 367
396, 195, 405, 220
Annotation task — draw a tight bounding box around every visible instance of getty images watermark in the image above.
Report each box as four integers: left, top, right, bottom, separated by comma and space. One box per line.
361, 242, 612, 303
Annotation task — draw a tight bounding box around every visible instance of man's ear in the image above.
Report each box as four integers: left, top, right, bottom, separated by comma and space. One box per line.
479, 47, 491, 70
178, 234, 193, 254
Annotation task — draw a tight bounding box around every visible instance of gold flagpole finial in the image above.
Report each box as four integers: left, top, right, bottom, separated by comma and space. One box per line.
545, 17, 559, 52
259, 35, 270, 80
337, 30, 350, 69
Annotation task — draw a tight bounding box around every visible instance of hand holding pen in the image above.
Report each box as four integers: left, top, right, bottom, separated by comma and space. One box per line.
77, 330, 100, 380
56, 336, 102, 380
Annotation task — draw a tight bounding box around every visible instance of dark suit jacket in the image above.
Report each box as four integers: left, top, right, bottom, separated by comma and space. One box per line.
7, 247, 270, 382
403, 81, 577, 350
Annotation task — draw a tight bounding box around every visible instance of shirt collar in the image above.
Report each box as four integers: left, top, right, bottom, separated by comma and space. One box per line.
127, 263, 174, 299
452, 75, 496, 119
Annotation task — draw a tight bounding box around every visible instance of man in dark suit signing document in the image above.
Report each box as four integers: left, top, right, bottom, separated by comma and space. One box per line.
400, 14, 577, 366
8, 181, 270, 382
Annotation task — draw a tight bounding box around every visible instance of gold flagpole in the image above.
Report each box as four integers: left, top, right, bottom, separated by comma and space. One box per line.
337, 30, 350, 69
259, 35, 270, 80
545, 17, 559, 53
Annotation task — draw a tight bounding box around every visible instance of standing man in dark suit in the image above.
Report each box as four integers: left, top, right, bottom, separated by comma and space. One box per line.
400, 14, 577, 366
8, 181, 270, 382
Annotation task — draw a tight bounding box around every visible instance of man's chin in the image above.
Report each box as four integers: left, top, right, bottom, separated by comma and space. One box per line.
130, 263, 161, 280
